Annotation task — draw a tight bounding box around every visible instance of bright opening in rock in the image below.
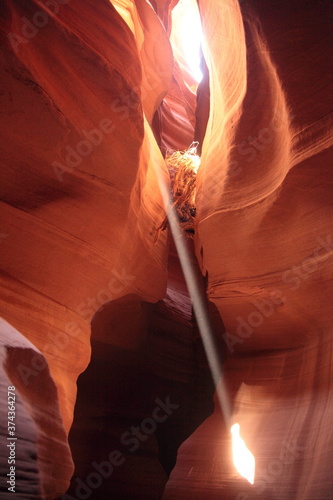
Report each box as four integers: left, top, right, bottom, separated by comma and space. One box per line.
231, 423, 255, 485
171, 0, 204, 82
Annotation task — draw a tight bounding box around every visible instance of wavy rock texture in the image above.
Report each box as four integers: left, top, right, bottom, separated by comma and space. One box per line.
1, 0, 169, 496
0, 318, 72, 498
0, 0, 332, 499
182, 1, 333, 499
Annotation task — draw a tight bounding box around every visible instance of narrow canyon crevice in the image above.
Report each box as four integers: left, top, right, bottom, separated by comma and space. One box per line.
63, 237, 224, 499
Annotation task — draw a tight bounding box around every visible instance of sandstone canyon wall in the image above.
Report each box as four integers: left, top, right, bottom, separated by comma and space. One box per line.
0, 0, 332, 499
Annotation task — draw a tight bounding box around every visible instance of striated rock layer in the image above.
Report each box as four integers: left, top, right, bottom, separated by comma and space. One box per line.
174, 1, 333, 499
1, 0, 332, 499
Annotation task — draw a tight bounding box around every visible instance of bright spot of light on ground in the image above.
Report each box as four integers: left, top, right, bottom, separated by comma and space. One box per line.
231, 423, 255, 484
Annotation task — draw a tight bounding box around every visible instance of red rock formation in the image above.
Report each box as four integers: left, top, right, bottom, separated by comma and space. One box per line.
170, 1, 333, 499
0, 0, 332, 499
